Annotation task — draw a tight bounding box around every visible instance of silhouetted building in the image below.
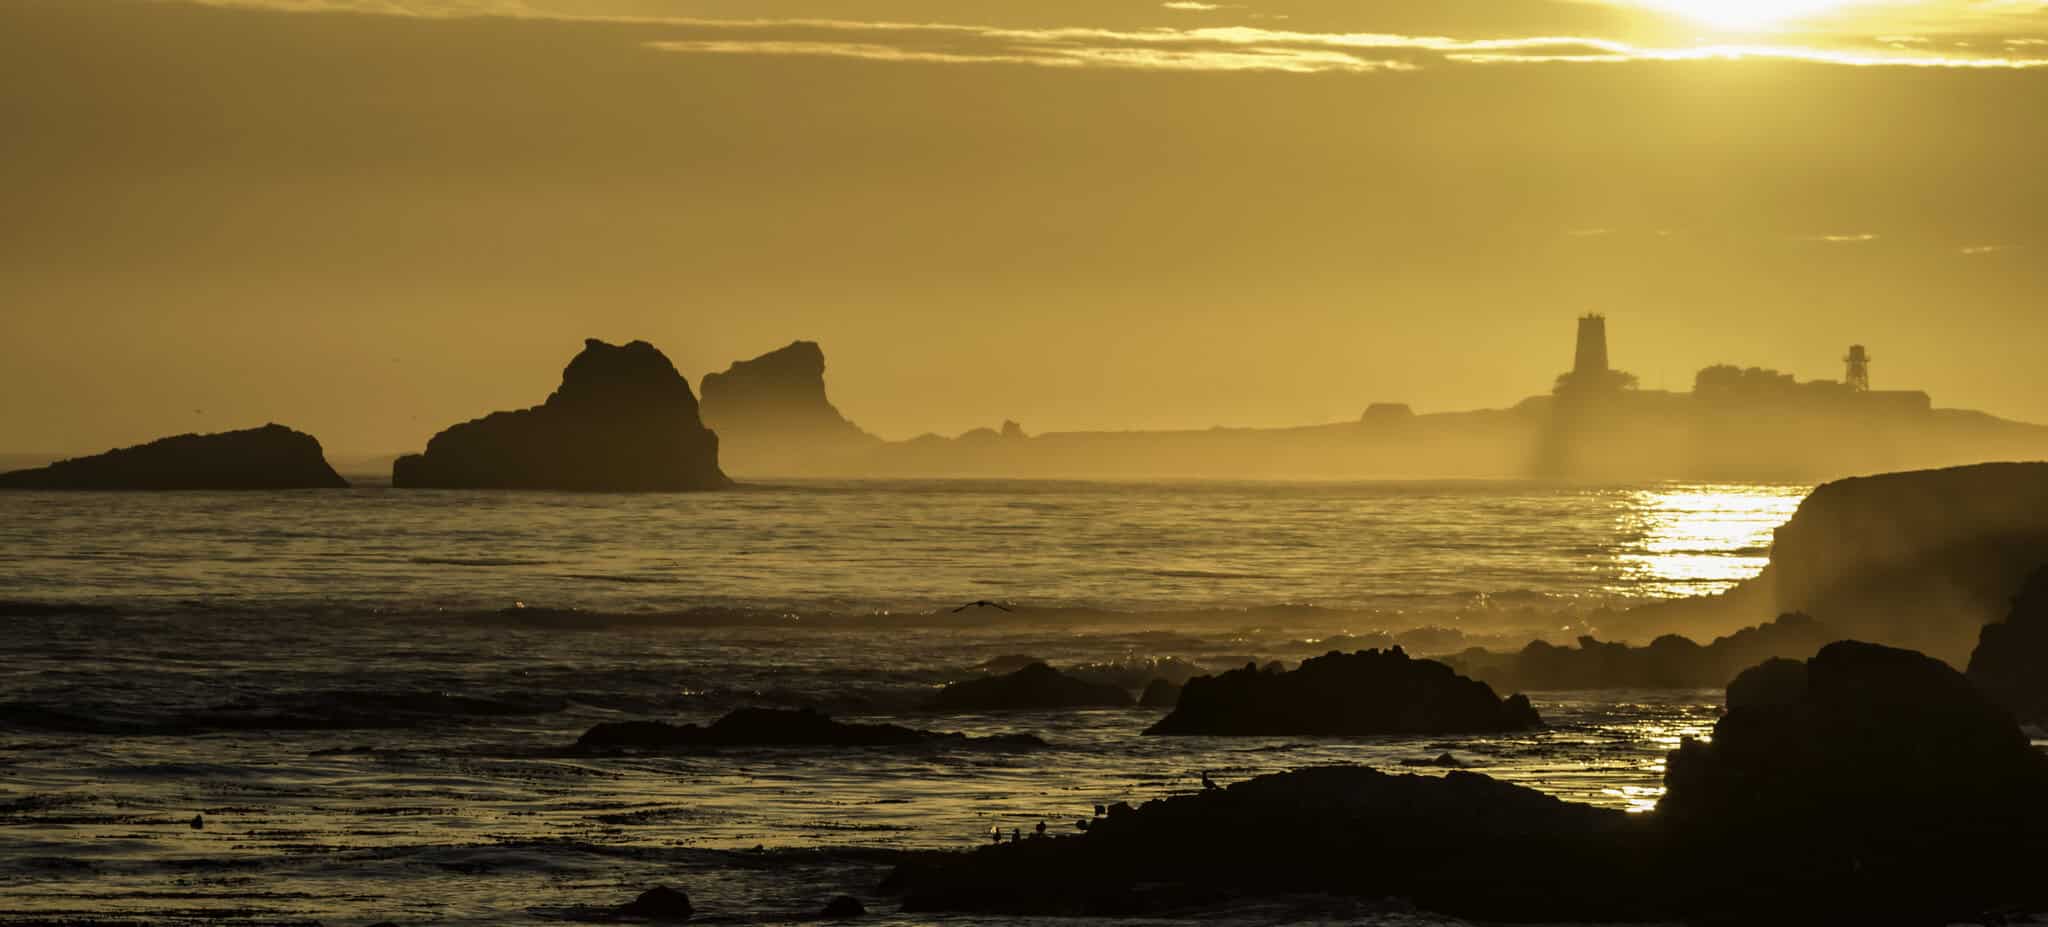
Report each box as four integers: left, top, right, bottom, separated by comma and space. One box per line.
1574, 314, 1609, 378
1845, 345, 1871, 392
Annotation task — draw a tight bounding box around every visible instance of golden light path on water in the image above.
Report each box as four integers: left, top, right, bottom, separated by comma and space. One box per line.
1612, 484, 1810, 599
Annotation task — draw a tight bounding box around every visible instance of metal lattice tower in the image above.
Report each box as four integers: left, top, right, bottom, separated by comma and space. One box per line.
1845, 344, 1871, 392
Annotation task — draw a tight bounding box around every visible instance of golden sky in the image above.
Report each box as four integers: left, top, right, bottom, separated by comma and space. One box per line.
2, 0, 2044, 454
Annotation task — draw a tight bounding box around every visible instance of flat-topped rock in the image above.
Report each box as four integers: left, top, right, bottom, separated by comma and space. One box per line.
698, 340, 876, 473
0, 424, 347, 490
1145, 648, 1541, 736
393, 339, 729, 491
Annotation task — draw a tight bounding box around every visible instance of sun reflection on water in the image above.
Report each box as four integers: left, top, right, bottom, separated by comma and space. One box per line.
1612, 485, 1809, 598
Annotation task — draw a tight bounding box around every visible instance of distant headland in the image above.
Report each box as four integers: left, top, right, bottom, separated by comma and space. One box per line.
4, 319, 2044, 490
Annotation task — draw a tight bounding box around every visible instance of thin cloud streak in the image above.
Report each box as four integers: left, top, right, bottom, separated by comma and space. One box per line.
186, 0, 2048, 73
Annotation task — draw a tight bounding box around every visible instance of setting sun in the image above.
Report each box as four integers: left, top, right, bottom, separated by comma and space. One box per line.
1630, 0, 1862, 30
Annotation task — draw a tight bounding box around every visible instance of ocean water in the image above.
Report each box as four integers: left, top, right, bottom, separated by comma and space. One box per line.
0, 480, 1809, 926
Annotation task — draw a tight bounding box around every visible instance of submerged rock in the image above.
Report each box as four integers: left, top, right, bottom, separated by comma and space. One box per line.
0, 424, 347, 490
819, 895, 866, 918
1145, 648, 1542, 736
885, 765, 1660, 920
1660, 641, 2048, 921
573, 708, 1043, 752
393, 339, 729, 491
1967, 565, 2048, 724
925, 663, 1133, 711
618, 885, 694, 920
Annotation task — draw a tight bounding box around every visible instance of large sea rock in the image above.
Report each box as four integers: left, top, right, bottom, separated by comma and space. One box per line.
926, 663, 1133, 711
393, 339, 729, 491
0, 424, 347, 490
573, 708, 1044, 752
1757, 462, 2048, 660
698, 341, 877, 474
1659, 640, 2048, 921
1967, 565, 2048, 724
1145, 648, 1541, 736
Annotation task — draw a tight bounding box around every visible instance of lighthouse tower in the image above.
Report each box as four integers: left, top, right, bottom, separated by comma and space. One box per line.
1574, 314, 1610, 377
1845, 345, 1871, 392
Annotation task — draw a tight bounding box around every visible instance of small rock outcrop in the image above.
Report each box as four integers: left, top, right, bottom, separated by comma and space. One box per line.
393, 339, 729, 491
1967, 565, 2048, 724
0, 424, 348, 490
886, 765, 1659, 920
618, 886, 694, 920
573, 708, 1044, 752
1659, 641, 2048, 921
926, 663, 1133, 711
819, 895, 866, 918
699, 341, 877, 473
1145, 648, 1541, 736
1446, 613, 1837, 692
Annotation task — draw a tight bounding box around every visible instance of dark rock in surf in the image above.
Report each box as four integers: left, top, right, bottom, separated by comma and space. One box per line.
0, 424, 347, 490
1446, 612, 1837, 692
618, 885, 694, 920
925, 663, 1133, 711
1138, 678, 1181, 708
1398, 752, 1464, 769
1659, 641, 2048, 921
573, 708, 1044, 753
884, 765, 1660, 920
1967, 565, 2048, 724
393, 339, 729, 491
819, 895, 866, 918
698, 341, 878, 473
1145, 648, 1542, 736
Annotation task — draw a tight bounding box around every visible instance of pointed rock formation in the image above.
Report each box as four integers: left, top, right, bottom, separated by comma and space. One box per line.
393, 339, 729, 491
699, 341, 876, 473
0, 424, 347, 490
1967, 565, 2048, 724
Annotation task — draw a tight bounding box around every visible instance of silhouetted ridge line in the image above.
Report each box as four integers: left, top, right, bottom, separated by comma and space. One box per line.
0, 424, 347, 490
393, 338, 729, 491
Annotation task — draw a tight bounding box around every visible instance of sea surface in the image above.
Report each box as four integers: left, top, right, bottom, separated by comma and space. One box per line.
0, 480, 1812, 926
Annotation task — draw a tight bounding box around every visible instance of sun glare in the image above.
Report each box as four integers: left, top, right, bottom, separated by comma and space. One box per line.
1631, 0, 1860, 31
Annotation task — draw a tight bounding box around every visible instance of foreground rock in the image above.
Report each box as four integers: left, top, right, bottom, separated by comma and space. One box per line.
1660, 640, 2048, 921
886, 765, 1661, 920
393, 339, 729, 491
925, 663, 1133, 711
1146, 648, 1541, 736
1446, 613, 1836, 692
0, 424, 348, 490
891, 641, 2048, 923
698, 340, 878, 474
573, 708, 1044, 752
1968, 565, 2048, 724
1760, 462, 2048, 660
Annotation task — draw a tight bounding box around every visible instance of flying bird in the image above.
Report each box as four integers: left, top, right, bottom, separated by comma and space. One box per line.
953, 600, 1013, 613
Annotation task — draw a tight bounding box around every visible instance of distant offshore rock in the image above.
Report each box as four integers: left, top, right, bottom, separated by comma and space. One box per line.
393, 339, 730, 491
1967, 565, 2048, 724
0, 424, 347, 490
699, 340, 877, 473
573, 708, 1045, 752
1146, 648, 1542, 736
926, 663, 1134, 711
1446, 612, 1837, 692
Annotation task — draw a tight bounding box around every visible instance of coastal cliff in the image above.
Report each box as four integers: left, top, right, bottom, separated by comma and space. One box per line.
393, 339, 729, 491
0, 424, 348, 490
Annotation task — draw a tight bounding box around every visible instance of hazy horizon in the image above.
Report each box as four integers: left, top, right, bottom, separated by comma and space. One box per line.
5, 0, 2046, 457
